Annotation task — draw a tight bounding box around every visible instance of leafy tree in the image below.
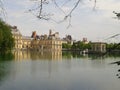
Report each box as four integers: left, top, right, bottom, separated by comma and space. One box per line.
71, 41, 91, 50
62, 43, 72, 49
0, 19, 15, 52
106, 43, 120, 53
71, 42, 78, 49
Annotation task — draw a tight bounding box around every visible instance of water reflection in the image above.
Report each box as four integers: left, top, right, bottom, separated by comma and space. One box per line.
12, 50, 120, 61
0, 52, 14, 86
0, 52, 14, 61
62, 51, 89, 59
0, 62, 9, 84
0, 51, 120, 90
13, 50, 62, 61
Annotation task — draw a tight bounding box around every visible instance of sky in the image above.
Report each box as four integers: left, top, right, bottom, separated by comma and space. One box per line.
3, 0, 120, 42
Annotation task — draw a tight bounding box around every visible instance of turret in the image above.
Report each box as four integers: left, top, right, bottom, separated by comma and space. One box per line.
49, 29, 52, 36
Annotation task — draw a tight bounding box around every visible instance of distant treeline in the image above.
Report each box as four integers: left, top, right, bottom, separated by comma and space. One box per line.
62, 41, 120, 51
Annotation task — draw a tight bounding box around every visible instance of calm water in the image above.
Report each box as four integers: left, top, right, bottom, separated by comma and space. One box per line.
0, 51, 120, 90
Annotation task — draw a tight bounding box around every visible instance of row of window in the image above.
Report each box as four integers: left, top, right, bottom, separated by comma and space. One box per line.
39, 41, 62, 45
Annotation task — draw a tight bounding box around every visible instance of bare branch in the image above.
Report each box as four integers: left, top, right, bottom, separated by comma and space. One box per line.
38, 0, 43, 19
52, 0, 66, 15
0, 0, 7, 20
28, 0, 51, 20
29, 0, 97, 27
93, 0, 96, 10
61, 0, 72, 7
69, 0, 81, 17
67, 15, 72, 29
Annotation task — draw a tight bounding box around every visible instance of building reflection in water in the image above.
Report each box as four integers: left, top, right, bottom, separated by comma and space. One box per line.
11, 50, 63, 80
11, 51, 108, 78
13, 50, 62, 61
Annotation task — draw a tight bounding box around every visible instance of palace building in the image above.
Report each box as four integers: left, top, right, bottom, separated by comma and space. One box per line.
90, 42, 106, 53
11, 26, 62, 51
11, 26, 23, 49
31, 30, 62, 51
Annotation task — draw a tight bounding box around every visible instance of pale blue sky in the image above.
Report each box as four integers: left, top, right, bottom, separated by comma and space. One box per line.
3, 0, 120, 42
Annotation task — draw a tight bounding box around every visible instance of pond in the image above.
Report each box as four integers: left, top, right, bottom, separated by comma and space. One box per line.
0, 51, 120, 90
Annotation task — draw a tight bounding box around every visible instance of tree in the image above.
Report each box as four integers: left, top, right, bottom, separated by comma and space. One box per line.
71, 41, 91, 50
106, 43, 120, 51
62, 43, 72, 49
0, 19, 15, 52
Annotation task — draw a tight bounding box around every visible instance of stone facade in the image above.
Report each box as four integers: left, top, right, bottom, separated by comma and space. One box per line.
22, 36, 31, 49
11, 26, 23, 49
91, 42, 106, 53
11, 27, 62, 51
39, 39, 62, 51
31, 30, 62, 51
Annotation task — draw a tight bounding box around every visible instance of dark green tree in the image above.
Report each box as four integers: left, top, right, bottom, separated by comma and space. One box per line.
0, 19, 15, 52
107, 43, 120, 51
72, 41, 91, 50
71, 42, 78, 49
62, 43, 72, 49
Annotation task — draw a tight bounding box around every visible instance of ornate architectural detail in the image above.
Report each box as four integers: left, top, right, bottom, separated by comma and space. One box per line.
11, 27, 62, 51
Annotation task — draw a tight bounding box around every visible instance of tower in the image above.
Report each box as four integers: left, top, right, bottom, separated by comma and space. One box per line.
49, 29, 52, 36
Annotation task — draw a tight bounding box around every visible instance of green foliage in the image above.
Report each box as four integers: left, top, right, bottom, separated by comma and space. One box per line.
62, 43, 72, 49
63, 41, 92, 50
106, 43, 120, 50
71, 42, 78, 49
0, 52, 14, 81
0, 52, 14, 61
0, 20, 15, 52
71, 41, 91, 50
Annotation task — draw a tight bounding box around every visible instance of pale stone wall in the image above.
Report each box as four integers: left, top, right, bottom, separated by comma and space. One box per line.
91, 42, 106, 53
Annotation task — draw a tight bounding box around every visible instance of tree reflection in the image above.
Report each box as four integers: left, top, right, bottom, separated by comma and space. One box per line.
0, 52, 14, 61
0, 52, 14, 84
0, 63, 8, 84
62, 51, 88, 59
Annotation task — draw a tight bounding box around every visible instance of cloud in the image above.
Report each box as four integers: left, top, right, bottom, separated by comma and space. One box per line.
98, 0, 120, 11
3, 0, 120, 42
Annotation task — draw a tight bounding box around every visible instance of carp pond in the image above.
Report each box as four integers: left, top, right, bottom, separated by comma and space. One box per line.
0, 51, 120, 90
